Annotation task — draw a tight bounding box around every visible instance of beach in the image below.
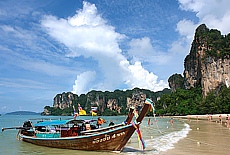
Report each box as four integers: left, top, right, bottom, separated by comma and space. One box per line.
162, 115, 230, 155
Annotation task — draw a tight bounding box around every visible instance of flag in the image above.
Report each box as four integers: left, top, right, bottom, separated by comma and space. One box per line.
78, 104, 83, 111
73, 105, 79, 119
91, 107, 98, 112
91, 111, 97, 116
78, 104, 86, 115
91, 107, 98, 116
145, 98, 155, 112
79, 109, 87, 115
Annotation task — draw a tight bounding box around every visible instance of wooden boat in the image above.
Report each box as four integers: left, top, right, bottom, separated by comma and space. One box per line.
2, 99, 153, 152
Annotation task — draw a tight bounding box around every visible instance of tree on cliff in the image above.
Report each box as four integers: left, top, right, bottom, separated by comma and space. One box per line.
168, 73, 184, 92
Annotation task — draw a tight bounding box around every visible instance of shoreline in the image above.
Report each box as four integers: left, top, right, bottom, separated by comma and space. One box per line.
161, 114, 230, 155
172, 114, 230, 128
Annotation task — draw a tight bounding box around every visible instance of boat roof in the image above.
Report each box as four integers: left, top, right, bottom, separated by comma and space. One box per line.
34, 119, 97, 127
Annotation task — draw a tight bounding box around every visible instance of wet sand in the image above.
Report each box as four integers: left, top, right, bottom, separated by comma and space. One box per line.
161, 116, 230, 155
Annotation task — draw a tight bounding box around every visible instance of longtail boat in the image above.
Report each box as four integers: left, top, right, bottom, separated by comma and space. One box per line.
2, 99, 154, 152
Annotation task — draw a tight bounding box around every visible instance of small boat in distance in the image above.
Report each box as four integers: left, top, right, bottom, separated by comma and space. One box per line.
2, 99, 154, 152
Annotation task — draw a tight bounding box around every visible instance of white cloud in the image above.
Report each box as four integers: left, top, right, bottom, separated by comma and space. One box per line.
72, 71, 96, 95
168, 19, 197, 56
41, 1, 168, 94
68, 2, 105, 27
178, 0, 205, 13
121, 61, 168, 91
178, 0, 230, 34
176, 19, 197, 41
128, 37, 169, 64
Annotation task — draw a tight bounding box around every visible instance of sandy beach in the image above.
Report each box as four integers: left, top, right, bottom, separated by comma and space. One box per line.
161, 115, 230, 155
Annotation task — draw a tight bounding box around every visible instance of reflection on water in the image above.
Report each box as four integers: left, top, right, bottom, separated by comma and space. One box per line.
0, 115, 187, 155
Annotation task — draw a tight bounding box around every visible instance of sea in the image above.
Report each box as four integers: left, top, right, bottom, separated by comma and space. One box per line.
0, 115, 190, 155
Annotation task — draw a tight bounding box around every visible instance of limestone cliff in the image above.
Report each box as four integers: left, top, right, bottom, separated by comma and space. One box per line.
168, 73, 184, 92
107, 99, 121, 113
53, 92, 75, 109
184, 24, 230, 96
43, 88, 163, 115
126, 92, 146, 111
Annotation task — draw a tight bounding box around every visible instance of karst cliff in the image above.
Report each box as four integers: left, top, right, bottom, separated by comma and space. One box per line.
183, 24, 230, 96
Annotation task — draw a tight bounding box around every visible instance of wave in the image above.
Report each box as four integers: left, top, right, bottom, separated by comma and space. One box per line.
122, 123, 191, 155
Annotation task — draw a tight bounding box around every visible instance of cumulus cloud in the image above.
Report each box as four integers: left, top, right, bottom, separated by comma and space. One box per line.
72, 71, 96, 95
121, 61, 168, 91
128, 37, 170, 64
178, 0, 230, 35
41, 1, 167, 94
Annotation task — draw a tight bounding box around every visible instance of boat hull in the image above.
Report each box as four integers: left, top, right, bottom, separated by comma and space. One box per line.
19, 124, 134, 151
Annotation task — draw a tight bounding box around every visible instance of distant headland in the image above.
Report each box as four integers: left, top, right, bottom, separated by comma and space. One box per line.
5, 111, 41, 115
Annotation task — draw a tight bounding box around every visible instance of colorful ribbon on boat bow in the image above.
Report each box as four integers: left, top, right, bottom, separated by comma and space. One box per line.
132, 122, 146, 150
145, 98, 155, 113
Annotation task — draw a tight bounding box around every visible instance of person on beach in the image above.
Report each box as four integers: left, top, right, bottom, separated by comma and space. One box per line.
228, 115, 230, 128
207, 114, 211, 122
188, 115, 190, 122
169, 118, 174, 127
219, 114, 222, 124
148, 118, 151, 126
226, 114, 229, 128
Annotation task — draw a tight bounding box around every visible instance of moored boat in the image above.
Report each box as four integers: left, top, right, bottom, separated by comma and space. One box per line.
2, 99, 154, 152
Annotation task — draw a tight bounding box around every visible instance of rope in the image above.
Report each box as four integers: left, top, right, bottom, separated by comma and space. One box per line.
185, 137, 216, 147
16, 130, 20, 140
153, 115, 164, 135
145, 98, 164, 135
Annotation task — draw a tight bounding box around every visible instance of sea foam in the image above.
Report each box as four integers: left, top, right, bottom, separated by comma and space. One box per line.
123, 123, 191, 155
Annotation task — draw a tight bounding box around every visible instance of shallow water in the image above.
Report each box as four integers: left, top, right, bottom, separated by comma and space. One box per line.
0, 115, 188, 155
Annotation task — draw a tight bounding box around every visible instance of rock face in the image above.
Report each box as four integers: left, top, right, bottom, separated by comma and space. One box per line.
126, 92, 146, 111
168, 73, 184, 92
47, 90, 151, 115
107, 99, 121, 113
53, 92, 75, 109
184, 24, 230, 96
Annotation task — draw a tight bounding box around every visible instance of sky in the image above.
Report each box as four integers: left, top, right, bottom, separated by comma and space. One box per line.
1, 0, 230, 113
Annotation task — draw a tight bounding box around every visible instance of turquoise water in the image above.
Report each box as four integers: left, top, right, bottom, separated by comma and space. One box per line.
0, 115, 189, 155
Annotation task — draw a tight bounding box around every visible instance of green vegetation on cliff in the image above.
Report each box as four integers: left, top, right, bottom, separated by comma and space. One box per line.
168, 73, 184, 91
43, 86, 230, 116
196, 24, 230, 58
42, 88, 171, 116
156, 86, 230, 115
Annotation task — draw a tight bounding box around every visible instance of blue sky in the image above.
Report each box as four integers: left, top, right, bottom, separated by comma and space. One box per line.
1, 0, 230, 113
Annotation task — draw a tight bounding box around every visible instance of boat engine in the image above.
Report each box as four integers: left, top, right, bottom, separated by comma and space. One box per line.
21, 121, 35, 136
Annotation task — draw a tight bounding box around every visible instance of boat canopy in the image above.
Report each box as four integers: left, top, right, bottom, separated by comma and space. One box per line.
34, 119, 97, 127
